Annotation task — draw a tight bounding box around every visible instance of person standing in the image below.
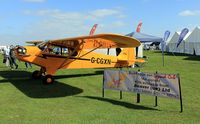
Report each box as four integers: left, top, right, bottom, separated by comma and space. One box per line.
9, 45, 18, 69
4, 46, 11, 67
25, 62, 32, 69
2, 49, 6, 64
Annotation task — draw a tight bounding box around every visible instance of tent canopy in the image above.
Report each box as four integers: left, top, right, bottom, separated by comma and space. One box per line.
184, 27, 200, 55
126, 32, 163, 43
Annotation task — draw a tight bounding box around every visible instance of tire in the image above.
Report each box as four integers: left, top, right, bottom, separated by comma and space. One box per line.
43, 75, 54, 84
32, 70, 41, 79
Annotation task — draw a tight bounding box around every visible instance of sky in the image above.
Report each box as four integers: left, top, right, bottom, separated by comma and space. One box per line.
0, 0, 200, 45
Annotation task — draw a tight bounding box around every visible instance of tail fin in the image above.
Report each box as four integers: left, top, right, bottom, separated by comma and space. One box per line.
136, 21, 142, 33
89, 24, 98, 35
117, 48, 145, 66
117, 48, 135, 64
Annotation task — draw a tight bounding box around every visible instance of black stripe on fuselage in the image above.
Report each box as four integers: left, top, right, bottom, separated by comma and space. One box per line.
38, 54, 91, 61
38, 54, 120, 64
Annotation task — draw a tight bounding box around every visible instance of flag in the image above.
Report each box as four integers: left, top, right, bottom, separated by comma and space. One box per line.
136, 22, 142, 33
89, 24, 98, 35
176, 28, 189, 48
162, 30, 170, 51
163, 30, 170, 42
161, 30, 170, 67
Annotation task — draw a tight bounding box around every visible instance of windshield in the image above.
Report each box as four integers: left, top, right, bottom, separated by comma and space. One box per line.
37, 41, 48, 51
37, 41, 78, 56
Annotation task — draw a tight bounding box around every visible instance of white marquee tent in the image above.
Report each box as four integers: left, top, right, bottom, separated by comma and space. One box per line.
167, 31, 191, 53
167, 32, 180, 53
184, 27, 200, 55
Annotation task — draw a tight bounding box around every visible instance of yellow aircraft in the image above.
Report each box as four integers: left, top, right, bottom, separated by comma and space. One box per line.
14, 33, 144, 84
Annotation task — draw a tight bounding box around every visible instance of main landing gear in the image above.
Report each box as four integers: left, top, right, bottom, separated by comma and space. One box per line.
42, 75, 54, 84
32, 70, 42, 79
32, 68, 54, 84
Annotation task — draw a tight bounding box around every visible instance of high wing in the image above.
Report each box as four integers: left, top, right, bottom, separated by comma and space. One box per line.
26, 40, 43, 46
48, 33, 140, 49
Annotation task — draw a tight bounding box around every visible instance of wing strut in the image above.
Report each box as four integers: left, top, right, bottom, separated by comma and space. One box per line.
57, 40, 85, 69
57, 43, 103, 69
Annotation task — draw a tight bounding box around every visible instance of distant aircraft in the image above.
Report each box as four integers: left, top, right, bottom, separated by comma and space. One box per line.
15, 33, 144, 84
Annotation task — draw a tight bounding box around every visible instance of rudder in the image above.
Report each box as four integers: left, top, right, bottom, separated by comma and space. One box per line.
117, 48, 136, 65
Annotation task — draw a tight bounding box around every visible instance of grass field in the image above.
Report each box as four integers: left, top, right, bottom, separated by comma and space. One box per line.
0, 51, 200, 124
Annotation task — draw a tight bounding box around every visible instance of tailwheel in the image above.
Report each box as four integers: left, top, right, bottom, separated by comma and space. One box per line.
43, 75, 54, 84
32, 70, 42, 79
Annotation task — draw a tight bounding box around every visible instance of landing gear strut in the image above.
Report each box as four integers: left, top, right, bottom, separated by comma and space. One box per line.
32, 68, 54, 84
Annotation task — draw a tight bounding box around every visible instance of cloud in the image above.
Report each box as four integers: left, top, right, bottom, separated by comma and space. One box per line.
179, 10, 200, 16
23, 0, 46, 3
22, 8, 125, 36
89, 9, 120, 18
0, 8, 126, 45
111, 21, 126, 27
23, 8, 124, 20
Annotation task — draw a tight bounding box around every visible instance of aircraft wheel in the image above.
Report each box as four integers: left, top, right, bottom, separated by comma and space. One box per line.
43, 75, 54, 84
32, 70, 42, 79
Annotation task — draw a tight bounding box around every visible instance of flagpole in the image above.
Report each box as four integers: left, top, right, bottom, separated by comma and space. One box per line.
162, 43, 164, 67
162, 30, 170, 67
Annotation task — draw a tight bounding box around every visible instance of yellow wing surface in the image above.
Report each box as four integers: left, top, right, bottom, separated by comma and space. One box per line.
48, 33, 140, 49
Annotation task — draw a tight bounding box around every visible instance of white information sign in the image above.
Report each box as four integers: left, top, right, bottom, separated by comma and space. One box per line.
104, 70, 180, 99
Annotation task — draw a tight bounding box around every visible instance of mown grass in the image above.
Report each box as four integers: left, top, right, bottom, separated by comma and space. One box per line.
0, 51, 200, 124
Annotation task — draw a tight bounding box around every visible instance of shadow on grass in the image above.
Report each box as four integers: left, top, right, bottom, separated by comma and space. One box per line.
80, 96, 158, 111
153, 51, 189, 56
0, 70, 83, 98
164, 52, 200, 61
152, 51, 200, 61
183, 56, 200, 61
54, 70, 103, 79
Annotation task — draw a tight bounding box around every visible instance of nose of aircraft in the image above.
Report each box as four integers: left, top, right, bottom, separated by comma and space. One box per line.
15, 46, 27, 55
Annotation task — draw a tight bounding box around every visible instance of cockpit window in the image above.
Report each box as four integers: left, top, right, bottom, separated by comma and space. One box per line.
37, 41, 47, 51
37, 42, 78, 56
